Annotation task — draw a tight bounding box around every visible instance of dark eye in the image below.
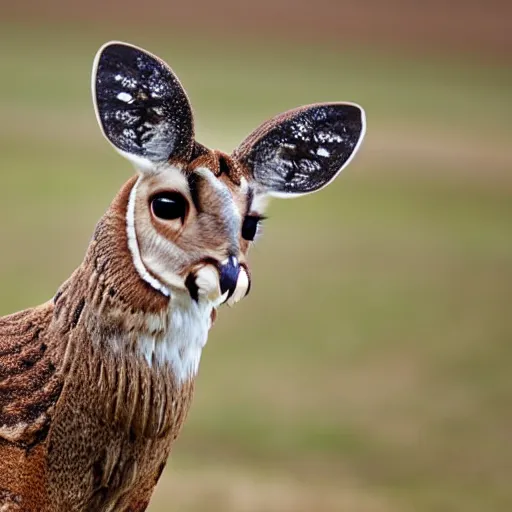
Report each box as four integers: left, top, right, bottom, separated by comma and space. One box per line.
151, 192, 187, 221
242, 215, 263, 241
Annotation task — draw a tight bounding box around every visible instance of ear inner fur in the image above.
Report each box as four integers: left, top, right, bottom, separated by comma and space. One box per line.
232, 102, 365, 196
93, 42, 195, 166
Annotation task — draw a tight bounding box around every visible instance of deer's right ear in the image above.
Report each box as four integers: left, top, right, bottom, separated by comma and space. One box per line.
92, 42, 194, 171
233, 103, 365, 197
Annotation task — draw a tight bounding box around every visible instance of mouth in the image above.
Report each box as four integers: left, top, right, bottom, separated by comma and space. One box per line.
185, 260, 250, 307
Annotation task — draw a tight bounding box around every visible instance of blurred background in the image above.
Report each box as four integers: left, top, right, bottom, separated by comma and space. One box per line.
0, 1, 511, 510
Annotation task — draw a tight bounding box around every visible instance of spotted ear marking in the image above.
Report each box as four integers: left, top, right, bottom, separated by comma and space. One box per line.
233, 103, 366, 197
92, 42, 194, 168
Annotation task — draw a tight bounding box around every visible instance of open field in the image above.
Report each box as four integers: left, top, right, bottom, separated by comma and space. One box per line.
0, 22, 511, 512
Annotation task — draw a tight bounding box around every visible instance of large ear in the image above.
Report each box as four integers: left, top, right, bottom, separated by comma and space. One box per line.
92, 42, 194, 170
233, 103, 365, 196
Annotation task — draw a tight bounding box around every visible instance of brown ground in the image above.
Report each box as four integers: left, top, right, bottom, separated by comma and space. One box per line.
2, 0, 511, 59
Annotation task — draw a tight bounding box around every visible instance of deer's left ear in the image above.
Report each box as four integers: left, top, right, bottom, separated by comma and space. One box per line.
92, 42, 194, 171
233, 103, 365, 197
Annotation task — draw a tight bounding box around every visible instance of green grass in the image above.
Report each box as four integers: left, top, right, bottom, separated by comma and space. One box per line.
0, 23, 511, 512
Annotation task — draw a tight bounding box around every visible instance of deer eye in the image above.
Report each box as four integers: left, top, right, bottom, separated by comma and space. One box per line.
151, 192, 187, 221
242, 215, 264, 241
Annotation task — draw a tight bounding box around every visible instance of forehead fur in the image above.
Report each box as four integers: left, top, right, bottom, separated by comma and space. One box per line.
183, 145, 245, 184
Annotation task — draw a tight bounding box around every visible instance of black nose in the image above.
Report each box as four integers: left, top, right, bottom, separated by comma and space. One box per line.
219, 256, 240, 298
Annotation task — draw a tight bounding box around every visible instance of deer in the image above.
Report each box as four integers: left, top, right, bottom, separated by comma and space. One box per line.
0, 42, 365, 511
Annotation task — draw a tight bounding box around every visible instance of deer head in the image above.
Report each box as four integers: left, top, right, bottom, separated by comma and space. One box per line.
92, 42, 366, 311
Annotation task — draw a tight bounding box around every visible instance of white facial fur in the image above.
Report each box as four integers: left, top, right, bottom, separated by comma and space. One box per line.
126, 175, 171, 296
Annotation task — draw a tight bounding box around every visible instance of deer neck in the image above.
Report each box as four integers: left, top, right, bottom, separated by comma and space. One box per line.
52, 177, 214, 389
